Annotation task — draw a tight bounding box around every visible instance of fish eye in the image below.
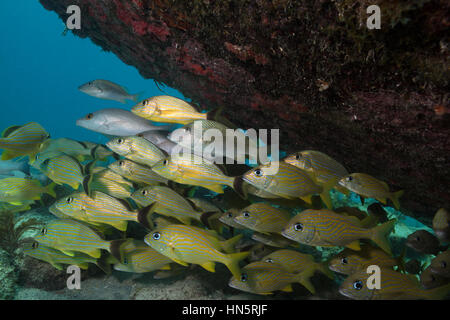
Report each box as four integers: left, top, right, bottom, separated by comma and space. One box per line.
141, 189, 148, 196
346, 176, 353, 182
41, 227, 47, 235
35, 154, 39, 160
86, 113, 94, 120
240, 273, 248, 282
119, 161, 125, 166
242, 211, 250, 218
353, 280, 363, 290
123, 258, 128, 265
152, 232, 161, 240
295, 154, 301, 160
416, 236, 421, 242
441, 261, 447, 268
341, 257, 348, 265
66, 197, 73, 204
265, 258, 273, 263
294, 223, 303, 231
227, 212, 233, 218
163, 159, 169, 165
32, 242, 39, 249
117, 138, 124, 144
254, 169, 263, 177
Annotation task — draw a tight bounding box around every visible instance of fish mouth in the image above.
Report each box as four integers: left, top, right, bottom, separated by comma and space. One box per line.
280, 229, 295, 241
338, 287, 352, 299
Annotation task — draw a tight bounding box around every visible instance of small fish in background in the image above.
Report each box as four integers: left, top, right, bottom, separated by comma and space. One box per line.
233, 203, 291, 234
328, 245, 399, 276
404, 259, 423, 275
433, 208, 450, 243
366, 202, 389, 224
242, 161, 324, 205
0, 122, 49, 160
132, 95, 216, 125
338, 173, 404, 210
0, 177, 56, 205
106, 136, 166, 167
108, 159, 168, 186
340, 267, 450, 300
262, 249, 334, 280
23, 241, 110, 274
228, 261, 317, 295
219, 208, 246, 230
0, 159, 30, 176
406, 230, 445, 255
429, 250, 450, 278
235, 241, 276, 263
76, 108, 171, 137
78, 80, 141, 104
420, 265, 450, 289
282, 209, 396, 254
33, 219, 123, 259
109, 239, 173, 273
144, 224, 248, 278
251, 232, 297, 248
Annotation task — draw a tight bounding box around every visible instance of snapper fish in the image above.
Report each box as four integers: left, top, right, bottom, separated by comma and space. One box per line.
83, 168, 134, 200
328, 245, 399, 275
228, 261, 317, 295
340, 268, 450, 300
262, 249, 334, 279
219, 208, 246, 229
242, 161, 324, 205
233, 203, 291, 234
52, 191, 151, 232
151, 154, 239, 194
108, 159, 168, 186
144, 224, 248, 278
430, 250, 450, 278
0, 177, 56, 205
78, 80, 141, 104
282, 209, 396, 254
136, 130, 178, 155
132, 95, 222, 125
110, 239, 173, 273
131, 185, 202, 226
0, 122, 49, 160
76, 108, 170, 137
406, 230, 445, 255
106, 136, 166, 167
338, 173, 404, 210
23, 241, 110, 273
33, 219, 121, 259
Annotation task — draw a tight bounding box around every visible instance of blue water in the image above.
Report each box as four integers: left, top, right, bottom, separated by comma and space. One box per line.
0, 1, 185, 143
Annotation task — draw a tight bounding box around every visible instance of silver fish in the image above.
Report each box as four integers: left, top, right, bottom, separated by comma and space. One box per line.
78, 80, 140, 104
76, 108, 171, 136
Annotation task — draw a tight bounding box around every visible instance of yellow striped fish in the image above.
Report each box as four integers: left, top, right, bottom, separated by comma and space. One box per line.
338, 173, 404, 210
106, 136, 166, 167
131, 185, 202, 225
108, 159, 168, 186
23, 241, 109, 273
144, 224, 249, 278
132, 95, 208, 125
0, 177, 56, 205
242, 161, 323, 204
52, 191, 146, 232
0, 122, 49, 160
282, 209, 396, 254
228, 261, 317, 294
33, 219, 118, 258
39, 154, 84, 190
262, 249, 334, 279
219, 208, 246, 229
234, 203, 291, 234
328, 245, 399, 275
111, 239, 173, 273
339, 268, 450, 300
151, 154, 237, 194
84, 168, 133, 200
35, 138, 91, 163
284, 150, 349, 208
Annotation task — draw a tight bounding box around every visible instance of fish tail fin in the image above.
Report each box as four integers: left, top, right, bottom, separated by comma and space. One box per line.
130, 92, 143, 103
96, 252, 112, 275
370, 219, 396, 255
82, 174, 94, 197
109, 238, 132, 262
293, 266, 317, 294
220, 234, 243, 253
231, 176, 248, 199
315, 262, 335, 280
428, 283, 450, 300
224, 251, 250, 279
319, 190, 333, 209
45, 182, 57, 198
137, 203, 156, 229
206, 107, 237, 129
390, 190, 404, 210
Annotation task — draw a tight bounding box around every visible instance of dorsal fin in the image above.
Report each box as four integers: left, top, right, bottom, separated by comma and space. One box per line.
2, 125, 21, 138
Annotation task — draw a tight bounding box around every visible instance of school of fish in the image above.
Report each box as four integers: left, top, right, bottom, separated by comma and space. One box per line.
0, 79, 449, 300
